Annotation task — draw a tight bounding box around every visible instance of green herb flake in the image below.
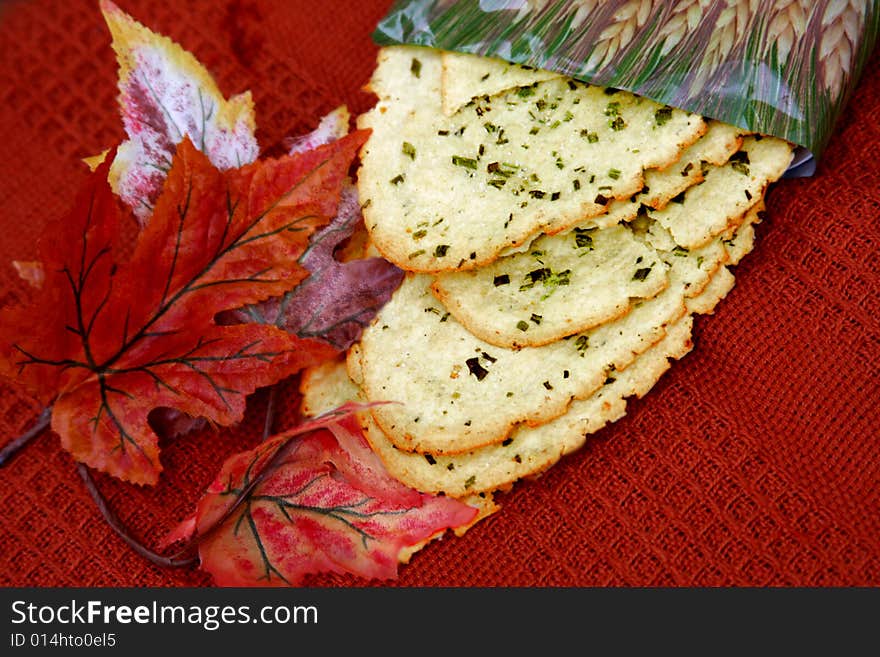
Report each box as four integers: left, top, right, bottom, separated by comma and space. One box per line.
604, 101, 621, 116
412, 229, 427, 240
608, 168, 621, 180
410, 58, 422, 78
654, 107, 673, 126
516, 320, 529, 332
493, 274, 510, 286
402, 142, 416, 159
573, 227, 595, 249
452, 155, 478, 170
609, 116, 626, 131
575, 335, 589, 355
632, 266, 652, 281
530, 313, 542, 325
434, 244, 450, 257
390, 174, 405, 185
730, 150, 751, 175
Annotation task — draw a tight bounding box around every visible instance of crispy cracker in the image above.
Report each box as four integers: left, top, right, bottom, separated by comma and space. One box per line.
298, 358, 501, 532
351, 235, 731, 455
685, 266, 736, 315
641, 120, 745, 210
440, 50, 562, 116
357, 46, 706, 273
309, 315, 692, 496
722, 200, 764, 265
309, 223, 752, 497
648, 135, 793, 249
432, 224, 668, 348
357, 238, 741, 496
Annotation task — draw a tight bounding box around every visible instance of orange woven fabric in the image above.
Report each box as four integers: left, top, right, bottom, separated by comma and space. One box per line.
1, 0, 878, 587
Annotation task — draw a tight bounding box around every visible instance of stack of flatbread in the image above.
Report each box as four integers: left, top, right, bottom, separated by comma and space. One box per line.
299, 46, 794, 501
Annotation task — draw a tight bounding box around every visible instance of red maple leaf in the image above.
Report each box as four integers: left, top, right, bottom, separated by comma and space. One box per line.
225, 182, 405, 350
0, 130, 369, 484
163, 404, 479, 586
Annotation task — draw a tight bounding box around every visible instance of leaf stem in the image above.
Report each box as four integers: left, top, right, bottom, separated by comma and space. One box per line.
262, 385, 277, 442
76, 463, 197, 569
0, 406, 52, 467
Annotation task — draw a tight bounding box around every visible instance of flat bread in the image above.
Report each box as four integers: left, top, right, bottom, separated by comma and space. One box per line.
431, 223, 668, 348
351, 230, 731, 456
723, 200, 765, 265
440, 50, 562, 116
357, 46, 707, 273
640, 120, 746, 210
307, 315, 694, 497
304, 217, 749, 497
648, 135, 793, 249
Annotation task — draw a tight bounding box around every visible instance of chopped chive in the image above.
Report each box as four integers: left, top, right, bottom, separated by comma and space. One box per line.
466, 357, 489, 381
452, 155, 478, 169
654, 107, 673, 126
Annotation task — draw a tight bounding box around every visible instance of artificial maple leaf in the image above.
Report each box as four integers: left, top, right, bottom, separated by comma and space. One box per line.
0, 130, 369, 484
286, 106, 351, 155
100, 0, 259, 223
164, 404, 479, 586
227, 182, 405, 350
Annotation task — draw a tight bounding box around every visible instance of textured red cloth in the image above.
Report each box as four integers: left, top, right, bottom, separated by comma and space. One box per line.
1, 0, 878, 587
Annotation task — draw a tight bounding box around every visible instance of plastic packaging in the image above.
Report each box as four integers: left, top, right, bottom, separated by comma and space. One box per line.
373, 0, 880, 176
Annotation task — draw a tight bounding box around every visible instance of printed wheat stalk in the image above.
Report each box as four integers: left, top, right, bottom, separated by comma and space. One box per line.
568, 0, 604, 30
764, 0, 813, 65
584, 0, 656, 71
819, 0, 867, 97
689, 0, 760, 96
518, 0, 601, 26
655, 0, 712, 56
